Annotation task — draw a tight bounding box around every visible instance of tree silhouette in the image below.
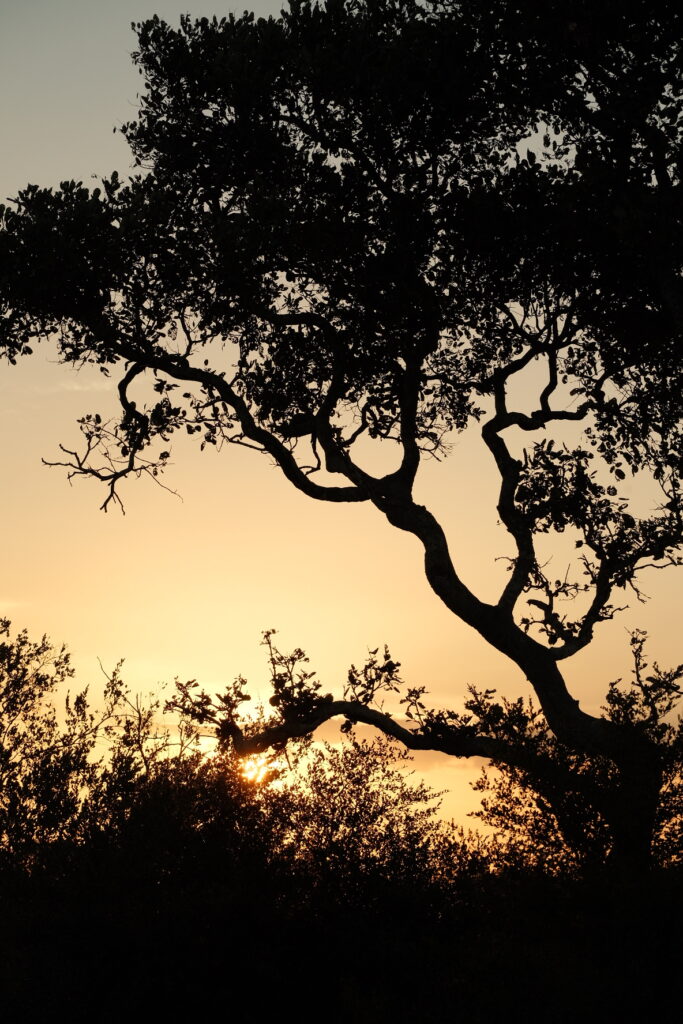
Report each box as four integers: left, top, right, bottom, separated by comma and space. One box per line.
469, 632, 683, 874
1, 1, 681, 872
0, 619, 122, 865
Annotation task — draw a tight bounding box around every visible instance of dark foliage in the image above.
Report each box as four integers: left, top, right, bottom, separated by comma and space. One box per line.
0, 621, 476, 894
0, 620, 681, 1019
471, 631, 683, 874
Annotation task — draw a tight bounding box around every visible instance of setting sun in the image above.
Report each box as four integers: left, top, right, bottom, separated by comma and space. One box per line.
241, 752, 280, 786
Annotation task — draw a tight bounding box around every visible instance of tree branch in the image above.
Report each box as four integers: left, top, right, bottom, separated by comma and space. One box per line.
221, 698, 618, 825
77, 335, 371, 507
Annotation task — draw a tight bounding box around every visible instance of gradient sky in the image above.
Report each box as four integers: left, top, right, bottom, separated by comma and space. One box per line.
1, 0, 681, 819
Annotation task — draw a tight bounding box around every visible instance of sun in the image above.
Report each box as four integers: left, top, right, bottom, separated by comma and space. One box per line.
241, 752, 279, 785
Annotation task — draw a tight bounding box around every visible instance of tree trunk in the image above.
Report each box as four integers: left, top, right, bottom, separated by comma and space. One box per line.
606, 763, 663, 877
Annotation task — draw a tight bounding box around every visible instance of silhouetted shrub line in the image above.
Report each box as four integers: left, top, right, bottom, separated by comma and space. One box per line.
1, 620, 682, 1015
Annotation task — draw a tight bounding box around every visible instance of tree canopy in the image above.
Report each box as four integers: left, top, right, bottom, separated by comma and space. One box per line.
0, 0, 682, 872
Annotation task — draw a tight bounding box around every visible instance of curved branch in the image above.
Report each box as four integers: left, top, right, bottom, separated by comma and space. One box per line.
222, 699, 618, 824
482, 346, 593, 613
105, 339, 371, 506
251, 310, 424, 501
482, 418, 533, 612
552, 556, 616, 660
223, 698, 528, 764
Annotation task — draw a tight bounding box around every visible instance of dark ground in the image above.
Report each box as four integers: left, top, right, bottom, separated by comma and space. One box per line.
2, 861, 680, 1022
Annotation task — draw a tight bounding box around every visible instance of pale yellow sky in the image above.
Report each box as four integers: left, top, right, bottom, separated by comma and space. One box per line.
1, 1, 681, 820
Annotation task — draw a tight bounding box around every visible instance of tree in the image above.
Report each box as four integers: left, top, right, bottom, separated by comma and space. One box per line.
0, 619, 122, 865
469, 632, 683, 875
0, 0, 681, 872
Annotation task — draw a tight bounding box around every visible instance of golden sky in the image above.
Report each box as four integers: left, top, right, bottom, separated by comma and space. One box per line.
1, 1, 681, 820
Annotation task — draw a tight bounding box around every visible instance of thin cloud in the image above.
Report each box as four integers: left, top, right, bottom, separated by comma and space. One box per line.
32, 375, 113, 395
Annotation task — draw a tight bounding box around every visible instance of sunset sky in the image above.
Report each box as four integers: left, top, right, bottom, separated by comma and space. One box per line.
2, 0, 681, 818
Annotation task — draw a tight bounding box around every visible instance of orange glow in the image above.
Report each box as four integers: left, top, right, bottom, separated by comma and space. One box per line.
240, 751, 287, 788
241, 753, 271, 784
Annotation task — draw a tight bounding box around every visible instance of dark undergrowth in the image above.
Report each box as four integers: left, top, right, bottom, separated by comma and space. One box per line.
1, 622, 681, 1021
2, 852, 681, 1022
